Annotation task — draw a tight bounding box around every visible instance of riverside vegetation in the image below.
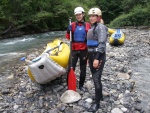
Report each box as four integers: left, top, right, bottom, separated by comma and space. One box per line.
0, 0, 150, 39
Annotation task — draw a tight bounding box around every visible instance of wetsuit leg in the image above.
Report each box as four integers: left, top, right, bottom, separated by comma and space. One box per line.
67, 50, 78, 84
88, 52, 106, 101
79, 50, 88, 87
72, 50, 79, 70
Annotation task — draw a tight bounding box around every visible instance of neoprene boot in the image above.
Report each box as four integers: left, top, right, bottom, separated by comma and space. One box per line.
88, 103, 100, 112
79, 85, 86, 91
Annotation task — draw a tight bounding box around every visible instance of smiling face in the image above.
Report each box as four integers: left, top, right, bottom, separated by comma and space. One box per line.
75, 13, 84, 22
89, 14, 98, 24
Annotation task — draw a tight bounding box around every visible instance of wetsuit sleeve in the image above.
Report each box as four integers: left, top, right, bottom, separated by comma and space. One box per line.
95, 24, 108, 60
66, 31, 70, 40
66, 24, 71, 40
66, 22, 75, 40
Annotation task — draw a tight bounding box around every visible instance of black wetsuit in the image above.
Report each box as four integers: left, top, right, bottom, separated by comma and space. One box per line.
87, 23, 108, 102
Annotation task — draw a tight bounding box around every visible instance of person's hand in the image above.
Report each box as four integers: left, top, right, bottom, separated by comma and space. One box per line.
93, 59, 99, 68
68, 25, 72, 31
93, 59, 102, 68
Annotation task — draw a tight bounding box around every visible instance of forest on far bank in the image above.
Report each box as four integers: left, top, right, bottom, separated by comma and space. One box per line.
0, 0, 150, 38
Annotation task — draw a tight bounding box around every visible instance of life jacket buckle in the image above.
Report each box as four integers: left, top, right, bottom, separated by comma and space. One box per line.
95, 48, 98, 52
88, 48, 98, 52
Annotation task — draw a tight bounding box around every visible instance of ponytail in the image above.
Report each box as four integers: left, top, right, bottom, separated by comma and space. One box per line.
97, 16, 104, 24
83, 16, 85, 21
97, 16, 101, 23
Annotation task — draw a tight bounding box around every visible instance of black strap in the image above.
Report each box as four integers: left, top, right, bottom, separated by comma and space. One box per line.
75, 21, 86, 28
93, 22, 98, 35
45, 42, 63, 53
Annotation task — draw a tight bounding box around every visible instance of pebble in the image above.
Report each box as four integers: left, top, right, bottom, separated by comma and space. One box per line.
0, 29, 149, 112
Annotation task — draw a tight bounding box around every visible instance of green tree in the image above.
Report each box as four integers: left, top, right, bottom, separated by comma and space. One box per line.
96, 0, 123, 24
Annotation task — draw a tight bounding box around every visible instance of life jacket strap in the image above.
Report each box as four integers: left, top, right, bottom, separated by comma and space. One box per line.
88, 48, 98, 52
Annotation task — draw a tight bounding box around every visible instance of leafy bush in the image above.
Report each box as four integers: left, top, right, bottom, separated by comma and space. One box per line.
109, 4, 150, 27
0, 0, 150, 35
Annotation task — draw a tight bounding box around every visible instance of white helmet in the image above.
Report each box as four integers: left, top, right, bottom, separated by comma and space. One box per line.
74, 7, 85, 15
88, 8, 102, 16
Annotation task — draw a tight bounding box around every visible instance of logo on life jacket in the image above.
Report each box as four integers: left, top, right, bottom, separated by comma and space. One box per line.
74, 25, 86, 42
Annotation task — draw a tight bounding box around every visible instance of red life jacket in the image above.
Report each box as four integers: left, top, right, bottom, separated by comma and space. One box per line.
66, 22, 91, 50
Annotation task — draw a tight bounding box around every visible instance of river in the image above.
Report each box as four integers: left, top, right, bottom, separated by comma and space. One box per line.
0, 31, 65, 74
131, 57, 150, 110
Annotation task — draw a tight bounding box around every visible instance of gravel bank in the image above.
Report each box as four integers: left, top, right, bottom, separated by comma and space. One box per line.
0, 29, 150, 113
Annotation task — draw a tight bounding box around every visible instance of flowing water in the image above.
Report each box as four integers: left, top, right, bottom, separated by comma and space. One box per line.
131, 57, 150, 110
0, 31, 65, 74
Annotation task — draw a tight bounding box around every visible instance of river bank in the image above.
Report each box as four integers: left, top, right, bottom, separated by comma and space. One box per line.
0, 26, 149, 40
0, 28, 150, 113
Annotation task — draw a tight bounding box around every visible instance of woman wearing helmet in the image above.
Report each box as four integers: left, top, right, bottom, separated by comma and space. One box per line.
86, 7, 108, 112
66, 7, 91, 91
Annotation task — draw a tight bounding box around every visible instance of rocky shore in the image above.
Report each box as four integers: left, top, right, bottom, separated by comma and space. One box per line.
0, 29, 150, 113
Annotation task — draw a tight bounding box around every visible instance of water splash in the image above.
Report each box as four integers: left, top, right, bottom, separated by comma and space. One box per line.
0, 52, 25, 57
2, 38, 35, 45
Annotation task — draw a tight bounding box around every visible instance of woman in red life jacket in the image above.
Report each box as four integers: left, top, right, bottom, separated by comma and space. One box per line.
66, 7, 91, 91
86, 8, 108, 112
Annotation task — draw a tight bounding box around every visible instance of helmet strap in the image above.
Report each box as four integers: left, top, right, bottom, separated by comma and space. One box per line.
83, 16, 85, 22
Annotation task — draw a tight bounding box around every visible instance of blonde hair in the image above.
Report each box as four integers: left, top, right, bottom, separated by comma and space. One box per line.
100, 18, 104, 24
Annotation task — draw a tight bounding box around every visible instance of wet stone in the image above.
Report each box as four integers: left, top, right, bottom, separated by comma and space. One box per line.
1, 89, 11, 95
82, 101, 91, 109
1, 29, 149, 112
57, 103, 67, 111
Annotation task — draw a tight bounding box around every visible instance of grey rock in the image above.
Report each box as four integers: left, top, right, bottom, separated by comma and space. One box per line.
117, 73, 130, 80
60, 90, 81, 103
111, 108, 123, 113
57, 103, 67, 111
48, 108, 59, 113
